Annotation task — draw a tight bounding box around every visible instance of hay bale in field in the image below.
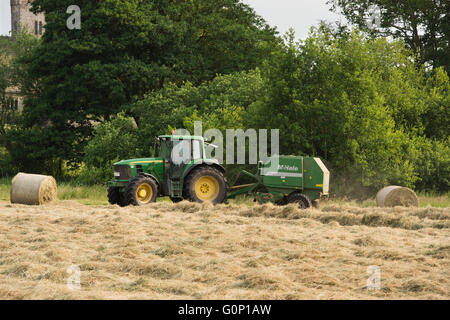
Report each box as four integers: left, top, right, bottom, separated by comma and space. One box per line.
10, 173, 57, 205
376, 186, 419, 208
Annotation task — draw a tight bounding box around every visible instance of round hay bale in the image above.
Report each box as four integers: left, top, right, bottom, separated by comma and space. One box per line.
376, 186, 419, 208
10, 173, 57, 205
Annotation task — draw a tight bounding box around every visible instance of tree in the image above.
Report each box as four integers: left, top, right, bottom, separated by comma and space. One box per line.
0, 31, 39, 175
78, 113, 140, 184
0, 31, 38, 137
130, 69, 263, 152
328, 0, 450, 72
171, 0, 279, 82
8, 0, 276, 171
406, 136, 449, 192
249, 27, 439, 195
422, 67, 450, 140
0, 36, 13, 137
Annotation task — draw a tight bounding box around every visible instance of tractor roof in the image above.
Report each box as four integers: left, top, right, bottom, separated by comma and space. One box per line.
159, 135, 204, 140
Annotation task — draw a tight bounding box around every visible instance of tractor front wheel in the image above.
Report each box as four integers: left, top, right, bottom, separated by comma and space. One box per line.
125, 176, 158, 206
287, 193, 312, 209
184, 167, 226, 204
107, 187, 127, 207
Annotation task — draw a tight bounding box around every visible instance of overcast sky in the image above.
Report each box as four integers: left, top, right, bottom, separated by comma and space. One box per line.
0, 0, 344, 38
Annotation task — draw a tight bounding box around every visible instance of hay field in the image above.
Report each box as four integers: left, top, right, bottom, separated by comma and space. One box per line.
0, 200, 448, 300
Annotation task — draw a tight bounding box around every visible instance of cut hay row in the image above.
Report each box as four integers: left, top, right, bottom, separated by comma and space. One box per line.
0, 200, 448, 300
160, 201, 450, 230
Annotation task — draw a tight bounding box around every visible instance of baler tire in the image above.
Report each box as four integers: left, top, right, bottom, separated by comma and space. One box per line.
125, 176, 158, 206
184, 167, 226, 204
287, 193, 312, 209
107, 187, 127, 207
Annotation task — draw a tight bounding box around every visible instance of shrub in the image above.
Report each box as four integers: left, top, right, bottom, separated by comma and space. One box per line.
78, 113, 140, 184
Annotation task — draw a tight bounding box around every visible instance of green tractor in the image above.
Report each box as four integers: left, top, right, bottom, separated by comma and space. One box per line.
108, 135, 330, 208
108, 135, 227, 206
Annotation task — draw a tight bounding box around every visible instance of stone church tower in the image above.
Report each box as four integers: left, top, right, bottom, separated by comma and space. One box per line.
10, 0, 45, 38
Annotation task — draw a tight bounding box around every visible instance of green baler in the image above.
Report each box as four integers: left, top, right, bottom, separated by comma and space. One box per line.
227, 156, 330, 208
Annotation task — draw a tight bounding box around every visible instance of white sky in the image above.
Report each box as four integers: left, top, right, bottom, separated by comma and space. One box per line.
244, 0, 345, 38
0, 0, 344, 38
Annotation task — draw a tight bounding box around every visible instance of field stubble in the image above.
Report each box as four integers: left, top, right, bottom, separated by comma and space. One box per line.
0, 199, 448, 300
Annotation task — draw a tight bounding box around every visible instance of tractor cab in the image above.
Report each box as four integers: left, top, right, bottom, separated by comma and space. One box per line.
157, 135, 207, 198
155, 136, 204, 167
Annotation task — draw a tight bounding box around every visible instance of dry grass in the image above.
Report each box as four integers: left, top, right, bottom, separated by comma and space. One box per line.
0, 199, 448, 300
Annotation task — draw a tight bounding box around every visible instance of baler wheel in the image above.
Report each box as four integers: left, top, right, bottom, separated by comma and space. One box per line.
287, 193, 312, 209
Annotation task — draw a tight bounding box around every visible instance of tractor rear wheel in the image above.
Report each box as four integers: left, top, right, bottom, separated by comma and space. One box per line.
107, 187, 127, 207
125, 176, 158, 206
184, 167, 226, 204
287, 193, 312, 209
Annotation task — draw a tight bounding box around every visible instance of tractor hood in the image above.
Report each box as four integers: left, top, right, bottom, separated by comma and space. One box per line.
114, 158, 164, 167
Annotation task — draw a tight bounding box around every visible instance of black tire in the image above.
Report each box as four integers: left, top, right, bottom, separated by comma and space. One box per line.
287, 193, 312, 209
107, 187, 127, 207
170, 197, 183, 203
125, 176, 158, 206
184, 166, 226, 204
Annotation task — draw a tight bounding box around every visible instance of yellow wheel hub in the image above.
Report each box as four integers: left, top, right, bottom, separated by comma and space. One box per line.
194, 176, 219, 201
136, 183, 153, 204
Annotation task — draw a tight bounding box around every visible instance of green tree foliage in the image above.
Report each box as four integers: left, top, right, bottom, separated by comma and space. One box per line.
0, 31, 39, 175
0, 36, 15, 177
249, 27, 448, 194
4, 1, 447, 195
422, 68, 450, 140
328, 0, 450, 72
167, 0, 278, 82
8, 0, 276, 170
0, 37, 12, 137
406, 136, 449, 192
78, 113, 140, 184
130, 69, 263, 151
128, 26, 448, 194
0, 31, 39, 136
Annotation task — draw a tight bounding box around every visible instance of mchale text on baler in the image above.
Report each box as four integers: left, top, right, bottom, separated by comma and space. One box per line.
107, 135, 330, 208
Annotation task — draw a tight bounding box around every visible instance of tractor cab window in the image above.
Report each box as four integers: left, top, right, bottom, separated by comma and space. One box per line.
171, 139, 191, 165
159, 137, 203, 163
192, 139, 202, 160
159, 140, 171, 160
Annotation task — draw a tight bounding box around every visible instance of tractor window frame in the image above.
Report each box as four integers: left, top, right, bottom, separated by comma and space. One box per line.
192, 139, 202, 161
